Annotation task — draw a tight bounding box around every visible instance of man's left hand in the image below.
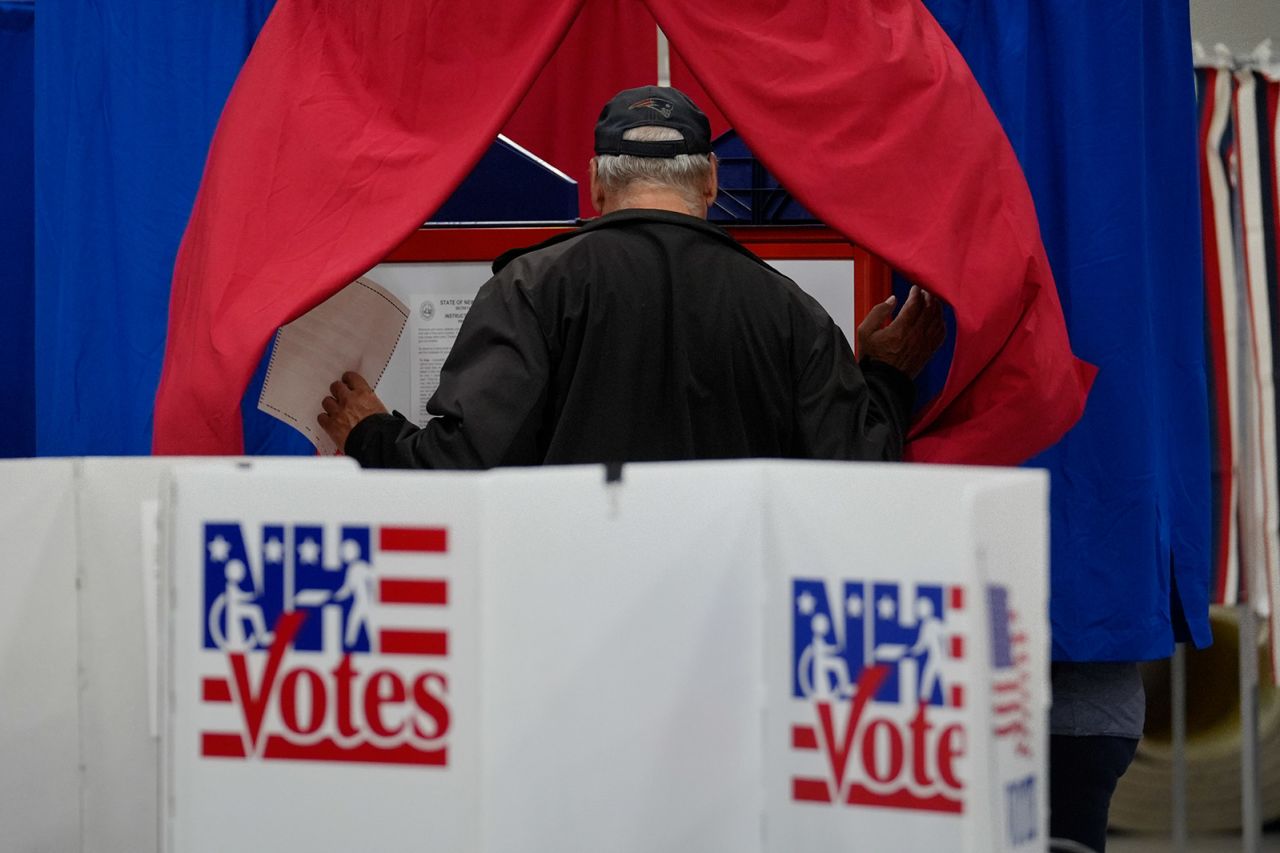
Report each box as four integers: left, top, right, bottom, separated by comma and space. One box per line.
856, 286, 946, 379
318, 372, 389, 452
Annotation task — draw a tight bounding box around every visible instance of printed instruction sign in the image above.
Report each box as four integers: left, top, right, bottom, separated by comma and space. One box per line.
410, 295, 474, 426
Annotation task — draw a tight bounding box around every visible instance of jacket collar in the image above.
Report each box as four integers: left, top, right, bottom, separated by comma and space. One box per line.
492, 208, 765, 274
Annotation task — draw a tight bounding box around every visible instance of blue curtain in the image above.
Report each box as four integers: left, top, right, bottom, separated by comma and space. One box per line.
34, 0, 274, 455
922, 0, 1212, 660
0, 2, 34, 458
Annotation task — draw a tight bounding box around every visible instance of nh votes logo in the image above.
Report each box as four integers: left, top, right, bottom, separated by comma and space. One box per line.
789, 579, 967, 814
199, 523, 452, 766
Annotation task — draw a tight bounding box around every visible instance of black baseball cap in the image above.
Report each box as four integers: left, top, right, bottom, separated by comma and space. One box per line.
594, 86, 713, 158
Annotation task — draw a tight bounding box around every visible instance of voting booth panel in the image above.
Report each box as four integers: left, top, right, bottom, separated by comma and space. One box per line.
0, 460, 80, 853
761, 465, 1048, 853
967, 478, 1050, 850
163, 466, 480, 852
0, 458, 362, 853
478, 464, 766, 852
71, 458, 359, 853
159, 461, 1046, 853
76, 459, 178, 853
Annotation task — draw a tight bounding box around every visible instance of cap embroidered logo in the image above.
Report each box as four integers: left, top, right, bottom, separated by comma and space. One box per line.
627, 97, 675, 119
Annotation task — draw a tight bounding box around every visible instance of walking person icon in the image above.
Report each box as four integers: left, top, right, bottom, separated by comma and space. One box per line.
333, 545, 374, 650
909, 597, 946, 704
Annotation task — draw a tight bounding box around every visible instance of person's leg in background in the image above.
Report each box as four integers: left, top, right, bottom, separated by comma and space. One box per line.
1049, 662, 1146, 852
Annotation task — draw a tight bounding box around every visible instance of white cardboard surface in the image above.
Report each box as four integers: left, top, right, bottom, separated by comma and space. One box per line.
0, 459, 81, 853
1, 456, 1047, 853
479, 464, 766, 853
966, 476, 1050, 852
163, 466, 479, 853
74, 457, 360, 853
760, 462, 1048, 853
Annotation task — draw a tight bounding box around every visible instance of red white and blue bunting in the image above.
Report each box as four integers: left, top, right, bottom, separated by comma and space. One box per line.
1196, 42, 1280, 672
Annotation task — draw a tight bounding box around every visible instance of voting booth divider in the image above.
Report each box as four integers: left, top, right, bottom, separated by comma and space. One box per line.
0, 460, 79, 850
0, 458, 362, 853
2, 457, 1047, 852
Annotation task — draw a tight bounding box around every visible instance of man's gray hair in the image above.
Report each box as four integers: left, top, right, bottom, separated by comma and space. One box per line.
593, 126, 714, 214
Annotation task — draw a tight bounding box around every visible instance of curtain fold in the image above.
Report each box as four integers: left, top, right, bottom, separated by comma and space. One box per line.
501, 0, 658, 217
0, 2, 34, 458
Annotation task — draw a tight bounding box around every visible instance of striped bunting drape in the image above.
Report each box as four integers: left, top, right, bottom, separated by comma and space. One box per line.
1197, 48, 1280, 676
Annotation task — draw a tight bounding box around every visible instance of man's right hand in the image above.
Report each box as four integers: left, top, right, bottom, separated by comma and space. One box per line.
855, 285, 946, 378
318, 371, 390, 452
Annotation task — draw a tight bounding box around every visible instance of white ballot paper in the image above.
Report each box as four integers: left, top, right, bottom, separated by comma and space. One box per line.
258, 276, 408, 453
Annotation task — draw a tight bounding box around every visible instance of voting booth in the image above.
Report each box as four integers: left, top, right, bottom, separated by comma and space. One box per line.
0, 458, 362, 853
6, 131, 1009, 853
245, 134, 892, 455
0, 457, 1048, 852
4, 132, 1025, 853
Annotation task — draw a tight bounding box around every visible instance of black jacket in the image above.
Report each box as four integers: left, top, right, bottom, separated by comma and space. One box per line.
346, 209, 914, 468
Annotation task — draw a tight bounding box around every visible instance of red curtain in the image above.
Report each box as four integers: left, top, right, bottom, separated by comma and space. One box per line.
153, 0, 1091, 464
152, 0, 586, 453
502, 0, 658, 216
668, 49, 729, 140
